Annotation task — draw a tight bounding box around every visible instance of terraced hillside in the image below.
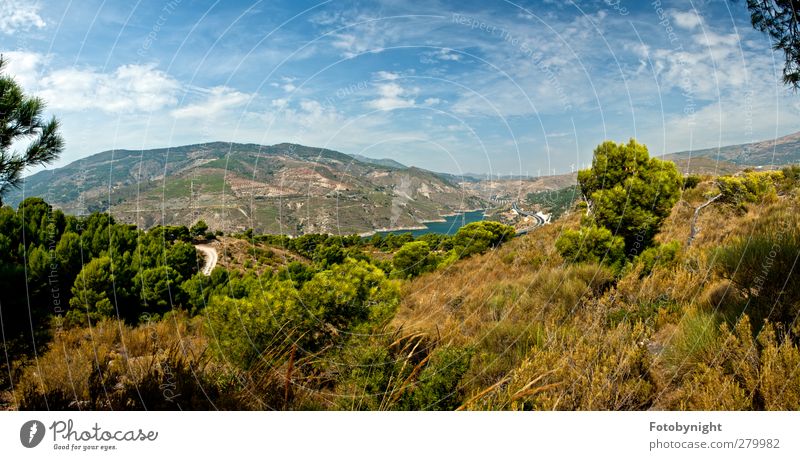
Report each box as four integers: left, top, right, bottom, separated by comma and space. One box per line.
8, 142, 484, 235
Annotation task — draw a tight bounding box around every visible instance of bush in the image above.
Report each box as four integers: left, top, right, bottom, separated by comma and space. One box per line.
780, 164, 800, 191
663, 309, 721, 378
555, 225, 625, 271
400, 346, 472, 410
452, 221, 515, 258
204, 282, 299, 369
392, 241, 437, 278
14, 315, 234, 410
713, 210, 800, 329
670, 316, 800, 410
334, 344, 397, 410
635, 240, 681, 277
683, 174, 702, 189
716, 172, 776, 208
206, 259, 400, 366
190, 220, 209, 238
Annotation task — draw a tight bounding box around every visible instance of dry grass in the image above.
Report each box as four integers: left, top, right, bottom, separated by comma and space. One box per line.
13, 313, 215, 409
391, 179, 800, 410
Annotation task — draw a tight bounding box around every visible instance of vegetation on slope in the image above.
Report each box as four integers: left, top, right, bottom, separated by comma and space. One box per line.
4, 140, 800, 411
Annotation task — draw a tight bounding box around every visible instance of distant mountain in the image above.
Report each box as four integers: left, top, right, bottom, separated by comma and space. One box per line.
664, 130, 800, 170
350, 154, 406, 169
8, 142, 484, 235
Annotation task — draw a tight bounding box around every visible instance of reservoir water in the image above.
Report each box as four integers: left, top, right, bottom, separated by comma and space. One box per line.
377, 209, 485, 237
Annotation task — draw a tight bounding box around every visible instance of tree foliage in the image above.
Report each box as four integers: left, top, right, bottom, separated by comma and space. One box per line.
574, 139, 682, 257
745, 0, 800, 88
452, 221, 515, 257
392, 241, 437, 278
555, 225, 626, 270
716, 172, 776, 208
0, 56, 64, 204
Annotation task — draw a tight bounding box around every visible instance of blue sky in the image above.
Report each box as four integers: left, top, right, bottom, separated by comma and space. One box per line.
3, 0, 799, 175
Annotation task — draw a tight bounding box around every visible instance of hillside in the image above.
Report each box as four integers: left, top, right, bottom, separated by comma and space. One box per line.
392, 168, 800, 409
462, 172, 578, 203
665, 130, 800, 167
5, 139, 800, 411
8, 142, 484, 235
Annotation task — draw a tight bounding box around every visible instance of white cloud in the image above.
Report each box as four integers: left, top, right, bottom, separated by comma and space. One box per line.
0, 0, 45, 34
374, 71, 400, 81
671, 10, 703, 30
423, 97, 441, 106
1, 50, 43, 89
171, 86, 250, 119
280, 76, 297, 93
271, 98, 288, 108
38, 63, 181, 113
368, 81, 417, 110
420, 48, 463, 64
437, 48, 461, 61
366, 72, 419, 110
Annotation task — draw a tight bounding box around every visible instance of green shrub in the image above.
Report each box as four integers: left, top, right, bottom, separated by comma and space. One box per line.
683, 174, 702, 189
663, 310, 721, 378
713, 211, 800, 329
206, 259, 399, 367
636, 240, 681, 277
452, 221, 515, 258
555, 225, 625, 271
204, 286, 297, 368
335, 344, 397, 410
716, 172, 776, 208
780, 164, 800, 191
392, 241, 437, 278
400, 346, 472, 410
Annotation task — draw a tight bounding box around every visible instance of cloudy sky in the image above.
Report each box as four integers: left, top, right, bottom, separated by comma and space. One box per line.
3, 0, 798, 175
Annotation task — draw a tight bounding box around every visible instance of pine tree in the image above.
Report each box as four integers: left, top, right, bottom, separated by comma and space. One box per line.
0, 55, 64, 205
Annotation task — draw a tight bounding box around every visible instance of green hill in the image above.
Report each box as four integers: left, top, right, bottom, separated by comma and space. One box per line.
8, 142, 484, 235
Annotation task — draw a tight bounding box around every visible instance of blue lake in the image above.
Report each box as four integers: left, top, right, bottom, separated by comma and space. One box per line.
377, 209, 485, 237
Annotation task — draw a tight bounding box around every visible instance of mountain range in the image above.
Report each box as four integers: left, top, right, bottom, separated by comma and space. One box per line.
8, 142, 483, 235
664, 130, 800, 171
9, 131, 800, 234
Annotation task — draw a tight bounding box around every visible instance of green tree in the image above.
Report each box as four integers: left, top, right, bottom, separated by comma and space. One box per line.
0, 56, 64, 205
166, 240, 198, 279
452, 221, 515, 258
135, 265, 182, 312
555, 225, 625, 270
68, 256, 116, 324
392, 241, 435, 278
577, 139, 682, 257
744, 0, 800, 88
205, 280, 300, 368
400, 346, 473, 410
190, 220, 208, 238
298, 259, 399, 350
313, 241, 345, 268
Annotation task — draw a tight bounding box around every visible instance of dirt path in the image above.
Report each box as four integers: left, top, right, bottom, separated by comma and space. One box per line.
195, 244, 218, 276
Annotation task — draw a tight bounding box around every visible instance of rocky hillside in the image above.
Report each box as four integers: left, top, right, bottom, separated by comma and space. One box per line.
8, 142, 484, 235
665, 130, 800, 167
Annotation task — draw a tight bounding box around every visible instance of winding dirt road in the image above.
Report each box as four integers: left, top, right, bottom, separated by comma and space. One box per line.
195, 244, 218, 276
